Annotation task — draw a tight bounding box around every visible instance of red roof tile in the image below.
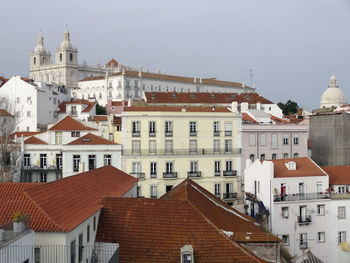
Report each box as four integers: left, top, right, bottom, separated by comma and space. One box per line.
0, 76, 8, 87
0, 166, 138, 232
242, 113, 257, 123
111, 101, 128, 106
24, 136, 47, 145
49, 116, 97, 131
268, 157, 326, 178
96, 196, 269, 263
0, 109, 13, 117
58, 99, 96, 113
106, 59, 119, 67
124, 106, 231, 113
322, 166, 350, 185
89, 115, 108, 122
67, 133, 117, 145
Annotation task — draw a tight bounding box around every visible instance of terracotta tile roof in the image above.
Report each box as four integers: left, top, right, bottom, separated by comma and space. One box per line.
24, 136, 48, 145
67, 133, 117, 145
269, 114, 289, 124
89, 115, 108, 122
242, 113, 257, 123
0, 166, 138, 232
268, 157, 327, 178
113, 116, 121, 125
161, 179, 279, 243
124, 106, 231, 113
11, 131, 42, 139
322, 166, 350, 185
106, 59, 119, 67
144, 92, 273, 104
49, 115, 97, 131
0, 76, 8, 87
58, 99, 96, 113
96, 196, 269, 263
0, 109, 13, 117
111, 101, 128, 106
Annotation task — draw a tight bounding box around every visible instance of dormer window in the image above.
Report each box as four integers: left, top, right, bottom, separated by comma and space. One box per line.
181, 245, 194, 263
286, 161, 296, 170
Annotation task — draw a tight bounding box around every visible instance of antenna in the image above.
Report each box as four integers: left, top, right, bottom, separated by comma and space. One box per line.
249, 69, 255, 89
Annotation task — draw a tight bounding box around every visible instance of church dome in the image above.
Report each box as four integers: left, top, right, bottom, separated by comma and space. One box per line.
34, 32, 47, 53
60, 28, 73, 50
320, 74, 347, 108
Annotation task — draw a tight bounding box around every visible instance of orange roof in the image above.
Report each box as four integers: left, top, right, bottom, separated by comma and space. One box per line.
0, 76, 8, 87
24, 136, 48, 145
49, 115, 97, 131
0, 166, 138, 232
11, 131, 43, 139
124, 106, 231, 113
162, 179, 279, 243
144, 92, 273, 104
0, 109, 13, 117
111, 101, 128, 106
96, 196, 269, 263
89, 115, 108, 122
268, 157, 326, 178
242, 113, 257, 124
67, 133, 117, 145
58, 99, 96, 113
106, 59, 119, 67
322, 166, 350, 185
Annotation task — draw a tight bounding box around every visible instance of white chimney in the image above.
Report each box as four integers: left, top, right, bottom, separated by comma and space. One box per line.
256, 102, 261, 110
241, 102, 249, 111
231, 102, 238, 113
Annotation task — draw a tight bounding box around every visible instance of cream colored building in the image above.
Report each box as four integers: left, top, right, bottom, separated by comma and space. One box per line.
121, 106, 242, 205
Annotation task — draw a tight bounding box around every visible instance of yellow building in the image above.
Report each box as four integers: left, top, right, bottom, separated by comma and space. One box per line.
121, 105, 242, 205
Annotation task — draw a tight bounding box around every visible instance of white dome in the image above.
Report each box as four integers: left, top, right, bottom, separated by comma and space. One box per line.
34, 33, 47, 53
320, 74, 347, 108
60, 29, 73, 50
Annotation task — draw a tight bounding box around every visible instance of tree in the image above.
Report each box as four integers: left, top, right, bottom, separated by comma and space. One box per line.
277, 100, 299, 116
96, 103, 106, 115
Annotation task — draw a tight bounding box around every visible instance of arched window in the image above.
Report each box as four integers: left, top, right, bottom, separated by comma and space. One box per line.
59, 53, 62, 62
70, 53, 73, 62
33, 57, 36, 65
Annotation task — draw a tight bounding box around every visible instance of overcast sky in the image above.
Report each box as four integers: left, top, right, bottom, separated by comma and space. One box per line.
1, 0, 349, 110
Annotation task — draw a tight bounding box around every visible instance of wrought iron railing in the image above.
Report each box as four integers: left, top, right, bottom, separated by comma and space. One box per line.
187, 171, 202, 178
122, 148, 241, 156
163, 172, 178, 179
223, 193, 237, 199
273, 192, 330, 202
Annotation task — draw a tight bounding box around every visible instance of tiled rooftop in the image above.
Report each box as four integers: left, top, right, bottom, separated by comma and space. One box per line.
322, 166, 350, 185
49, 115, 97, 131
67, 133, 117, 145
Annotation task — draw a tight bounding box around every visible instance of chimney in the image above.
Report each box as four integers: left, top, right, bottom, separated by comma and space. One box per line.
241, 102, 249, 112
231, 101, 238, 113
256, 102, 261, 110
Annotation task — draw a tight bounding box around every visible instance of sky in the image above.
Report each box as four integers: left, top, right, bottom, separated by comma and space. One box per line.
1, 0, 349, 110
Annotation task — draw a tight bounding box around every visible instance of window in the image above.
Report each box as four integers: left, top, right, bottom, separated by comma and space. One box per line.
316, 182, 322, 193
166, 185, 173, 192
294, 135, 299, 144
317, 232, 325, 243
272, 153, 277, 160
53, 98, 56, 105
33, 57, 37, 65
165, 140, 173, 155
214, 161, 220, 176
166, 162, 173, 174
338, 206, 346, 219
299, 183, 305, 195
189, 121, 197, 136
73, 155, 80, 172
132, 140, 141, 155
260, 134, 266, 146
70, 240, 76, 263
338, 186, 346, 194
93, 216, 96, 231
104, 155, 111, 165
225, 139, 232, 154
16, 97, 20, 103
189, 140, 197, 154
132, 121, 140, 136
40, 173, 47, 183
249, 134, 256, 146
317, 205, 325, 216
283, 153, 289, 159
283, 134, 289, 145
150, 162, 157, 178
165, 121, 173, 136
24, 154, 30, 167
190, 161, 198, 173
40, 154, 47, 168
88, 155, 96, 170
182, 253, 192, 263
282, 207, 289, 218
214, 140, 220, 154
26, 111, 31, 117
78, 233, 83, 262
294, 153, 299, 158
149, 121, 156, 136
225, 160, 232, 171
35, 247, 40, 263
27, 97, 32, 103
150, 186, 157, 198
149, 140, 156, 155
282, 235, 289, 246
59, 53, 62, 62
260, 154, 265, 160
56, 154, 62, 169
132, 162, 142, 178
55, 132, 62, 144
214, 183, 221, 198
87, 225, 90, 243
271, 134, 278, 149
300, 233, 307, 249
71, 106, 77, 116
249, 154, 254, 162
26, 126, 30, 132
214, 121, 220, 136
339, 231, 346, 244
224, 122, 232, 136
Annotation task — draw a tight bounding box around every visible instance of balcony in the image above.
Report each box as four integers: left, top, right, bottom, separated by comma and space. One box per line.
215, 193, 221, 199
225, 131, 232, 136
130, 172, 145, 179
273, 192, 330, 202
163, 172, 178, 179
132, 131, 140, 137
122, 148, 241, 156
214, 171, 221, 176
300, 242, 308, 249
190, 131, 197, 137
223, 170, 237, 177
298, 215, 312, 225
223, 192, 237, 199
22, 165, 62, 172
214, 131, 220, 136
149, 131, 156, 137
187, 171, 202, 178
165, 131, 173, 137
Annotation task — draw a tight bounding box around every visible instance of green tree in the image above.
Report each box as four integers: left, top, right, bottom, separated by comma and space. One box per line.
277, 100, 299, 116
96, 103, 106, 115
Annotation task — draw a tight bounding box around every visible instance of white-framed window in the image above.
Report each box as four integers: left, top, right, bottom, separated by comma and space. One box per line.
249, 154, 255, 162
282, 235, 289, 246
71, 131, 80, 137
224, 139, 232, 153
166, 162, 173, 174
225, 160, 232, 171
149, 140, 156, 155
214, 183, 220, 197
149, 121, 156, 136
16, 97, 20, 103
27, 111, 31, 117
271, 134, 278, 149
317, 205, 325, 216
260, 154, 265, 160
338, 231, 346, 244
132, 162, 141, 175
294, 153, 299, 158
165, 140, 173, 155
316, 182, 323, 193
294, 135, 299, 144
249, 134, 256, 146
104, 154, 111, 165
24, 154, 30, 167
213, 121, 220, 135
189, 121, 197, 136
189, 140, 197, 154
150, 162, 157, 178
88, 155, 96, 170
132, 140, 141, 155
73, 155, 80, 172
165, 121, 173, 136
260, 134, 266, 146
300, 233, 307, 249
27, 97, 32, 103
272, 153, 277, 160
150, 185, 157, 198
132, 121, 140, 136
224, 121, 232, 136
190, 161, 198, 173
55, 132, 62, 144
317, 232, 325, 243
283, 153, 289, 159
283, 134, 289, 145
338, 186, 346, 194
338, 206, 346, 219
214, 161, 220, 176
214, 140, 220, 154
282, 207, 289, 218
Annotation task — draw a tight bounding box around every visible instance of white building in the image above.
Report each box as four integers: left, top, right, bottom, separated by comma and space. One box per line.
0, 76, 70, 131
320, 74, 347, 109
19, 115, 121, 181
244, 157, 330, 262
58, 99, 96, 121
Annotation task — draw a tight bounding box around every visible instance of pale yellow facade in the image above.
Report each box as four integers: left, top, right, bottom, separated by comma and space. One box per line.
121, 108, 242, 204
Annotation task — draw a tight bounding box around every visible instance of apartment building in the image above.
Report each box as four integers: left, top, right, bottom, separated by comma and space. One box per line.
121, 105, 242, 204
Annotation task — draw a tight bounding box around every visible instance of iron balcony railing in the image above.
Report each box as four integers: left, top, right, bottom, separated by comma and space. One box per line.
123, 148, 241, 156
214, 171, 221, 176
225, 131, 232, 136
223, 193, 237, 199
214, 131, 221, 136
187, 171, 202, 178
132, 131, 140, 137
22, 165, 62, 172
130, 173, 145, 179
149, 131, 156, 137
163, 172, 178, 179
273, 192, 330, 202
298, 215, 311, 225
190, 131, 197, 137
165, 131, 173, 137
223, 170, 237, 176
